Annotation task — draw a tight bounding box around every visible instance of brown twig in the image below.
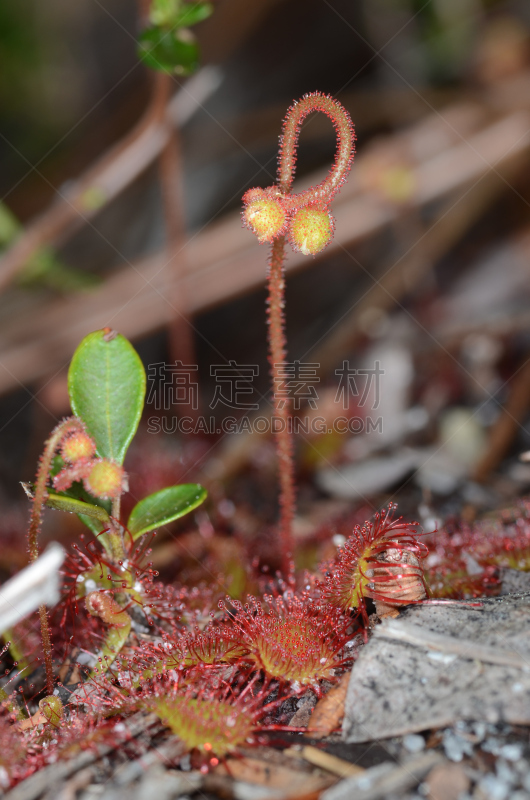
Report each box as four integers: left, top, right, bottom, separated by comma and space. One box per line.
0, 68, 220, 295
473, 355, 530, 482
156, 73, 198, 415
0, 109, 528, 401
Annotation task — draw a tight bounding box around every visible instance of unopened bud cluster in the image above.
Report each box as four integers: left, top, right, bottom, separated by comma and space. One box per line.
242, 189, 335, 256
53, 424, 127, 500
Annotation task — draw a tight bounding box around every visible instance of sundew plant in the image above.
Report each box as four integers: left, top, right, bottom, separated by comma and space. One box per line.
0, 95, 434, 790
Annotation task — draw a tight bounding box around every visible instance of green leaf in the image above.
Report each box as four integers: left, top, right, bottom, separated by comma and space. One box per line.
149, 0, 179, 26
68, 330, 146, 465
44, 491, 111, 524
149, 0, 213, 29
174, 2, 214, 27
127, 484, 207, 540
138, 27, 199, 74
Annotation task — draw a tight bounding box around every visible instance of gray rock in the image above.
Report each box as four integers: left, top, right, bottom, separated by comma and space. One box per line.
499, 569, 530, 596
343, 595, 530, 743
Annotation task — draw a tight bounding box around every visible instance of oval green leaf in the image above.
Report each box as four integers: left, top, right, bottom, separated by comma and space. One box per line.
44, 491, 111, 524
68, 330, 146, 465
150, 0, 213, 28
175, 2, 214, 27
127, 484, 207, 540
138, 27, 199, 74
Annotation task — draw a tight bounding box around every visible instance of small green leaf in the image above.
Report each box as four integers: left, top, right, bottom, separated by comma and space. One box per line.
149, 0, 179, 26
68, 330, 146, 465
127, 484, 207, 540
150, 0, 213, 27
174, 2, 214, 27
44, 491, 111, 524
138, 27, 199, 74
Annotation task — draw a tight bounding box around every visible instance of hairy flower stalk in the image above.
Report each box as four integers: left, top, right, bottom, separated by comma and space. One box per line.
28, 417, 87, 695
242, 93, 355, 574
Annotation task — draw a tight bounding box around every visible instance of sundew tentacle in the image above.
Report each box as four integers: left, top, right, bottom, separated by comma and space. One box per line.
219, 593, 353, 688
321, 504, 428, 626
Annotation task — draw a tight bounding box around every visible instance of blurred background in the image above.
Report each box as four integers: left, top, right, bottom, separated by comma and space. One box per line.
1, 0, 530, 581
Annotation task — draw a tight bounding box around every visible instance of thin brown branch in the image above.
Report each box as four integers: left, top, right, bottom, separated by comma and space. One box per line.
473, 355, 530, 482
156, 73, 198, 414
0, 68, 221, 295
0, 109, 527, 399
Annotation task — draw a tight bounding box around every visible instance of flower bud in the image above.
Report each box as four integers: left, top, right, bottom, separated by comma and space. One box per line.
242, 189, 286, 243
289, 205, 334, 255
84, 459, 126, 500
38, 696, 63, 727
61, 430, 96, 464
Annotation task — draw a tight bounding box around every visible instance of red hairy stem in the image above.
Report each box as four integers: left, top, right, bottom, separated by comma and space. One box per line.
256, 94, 354, 573
267, 236, 295, 574
28, 416, 85, 694
28, 418, 85, 561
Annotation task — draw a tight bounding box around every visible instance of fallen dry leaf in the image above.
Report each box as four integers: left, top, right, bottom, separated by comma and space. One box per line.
18, 710, 47, 730
307, 672, 350, 738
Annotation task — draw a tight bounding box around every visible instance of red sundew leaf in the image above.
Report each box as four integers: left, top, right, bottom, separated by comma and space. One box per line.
424, 501, 530, 598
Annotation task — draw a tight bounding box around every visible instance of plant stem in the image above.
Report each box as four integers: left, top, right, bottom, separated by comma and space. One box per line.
265, 94, 355, 574
38, 605, 54, 696
267, 236, 295, 575
109, 497, 125, 562
28, 417, 84, 695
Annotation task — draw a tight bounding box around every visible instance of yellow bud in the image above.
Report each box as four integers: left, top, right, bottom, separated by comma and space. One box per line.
243, 194, 286, 243
84, 459, 126, 500
61, 431, 96, 463
289, 206, 334, 256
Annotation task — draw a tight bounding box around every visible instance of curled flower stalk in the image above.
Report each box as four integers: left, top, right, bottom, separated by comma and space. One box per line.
242, 93, 355, 574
